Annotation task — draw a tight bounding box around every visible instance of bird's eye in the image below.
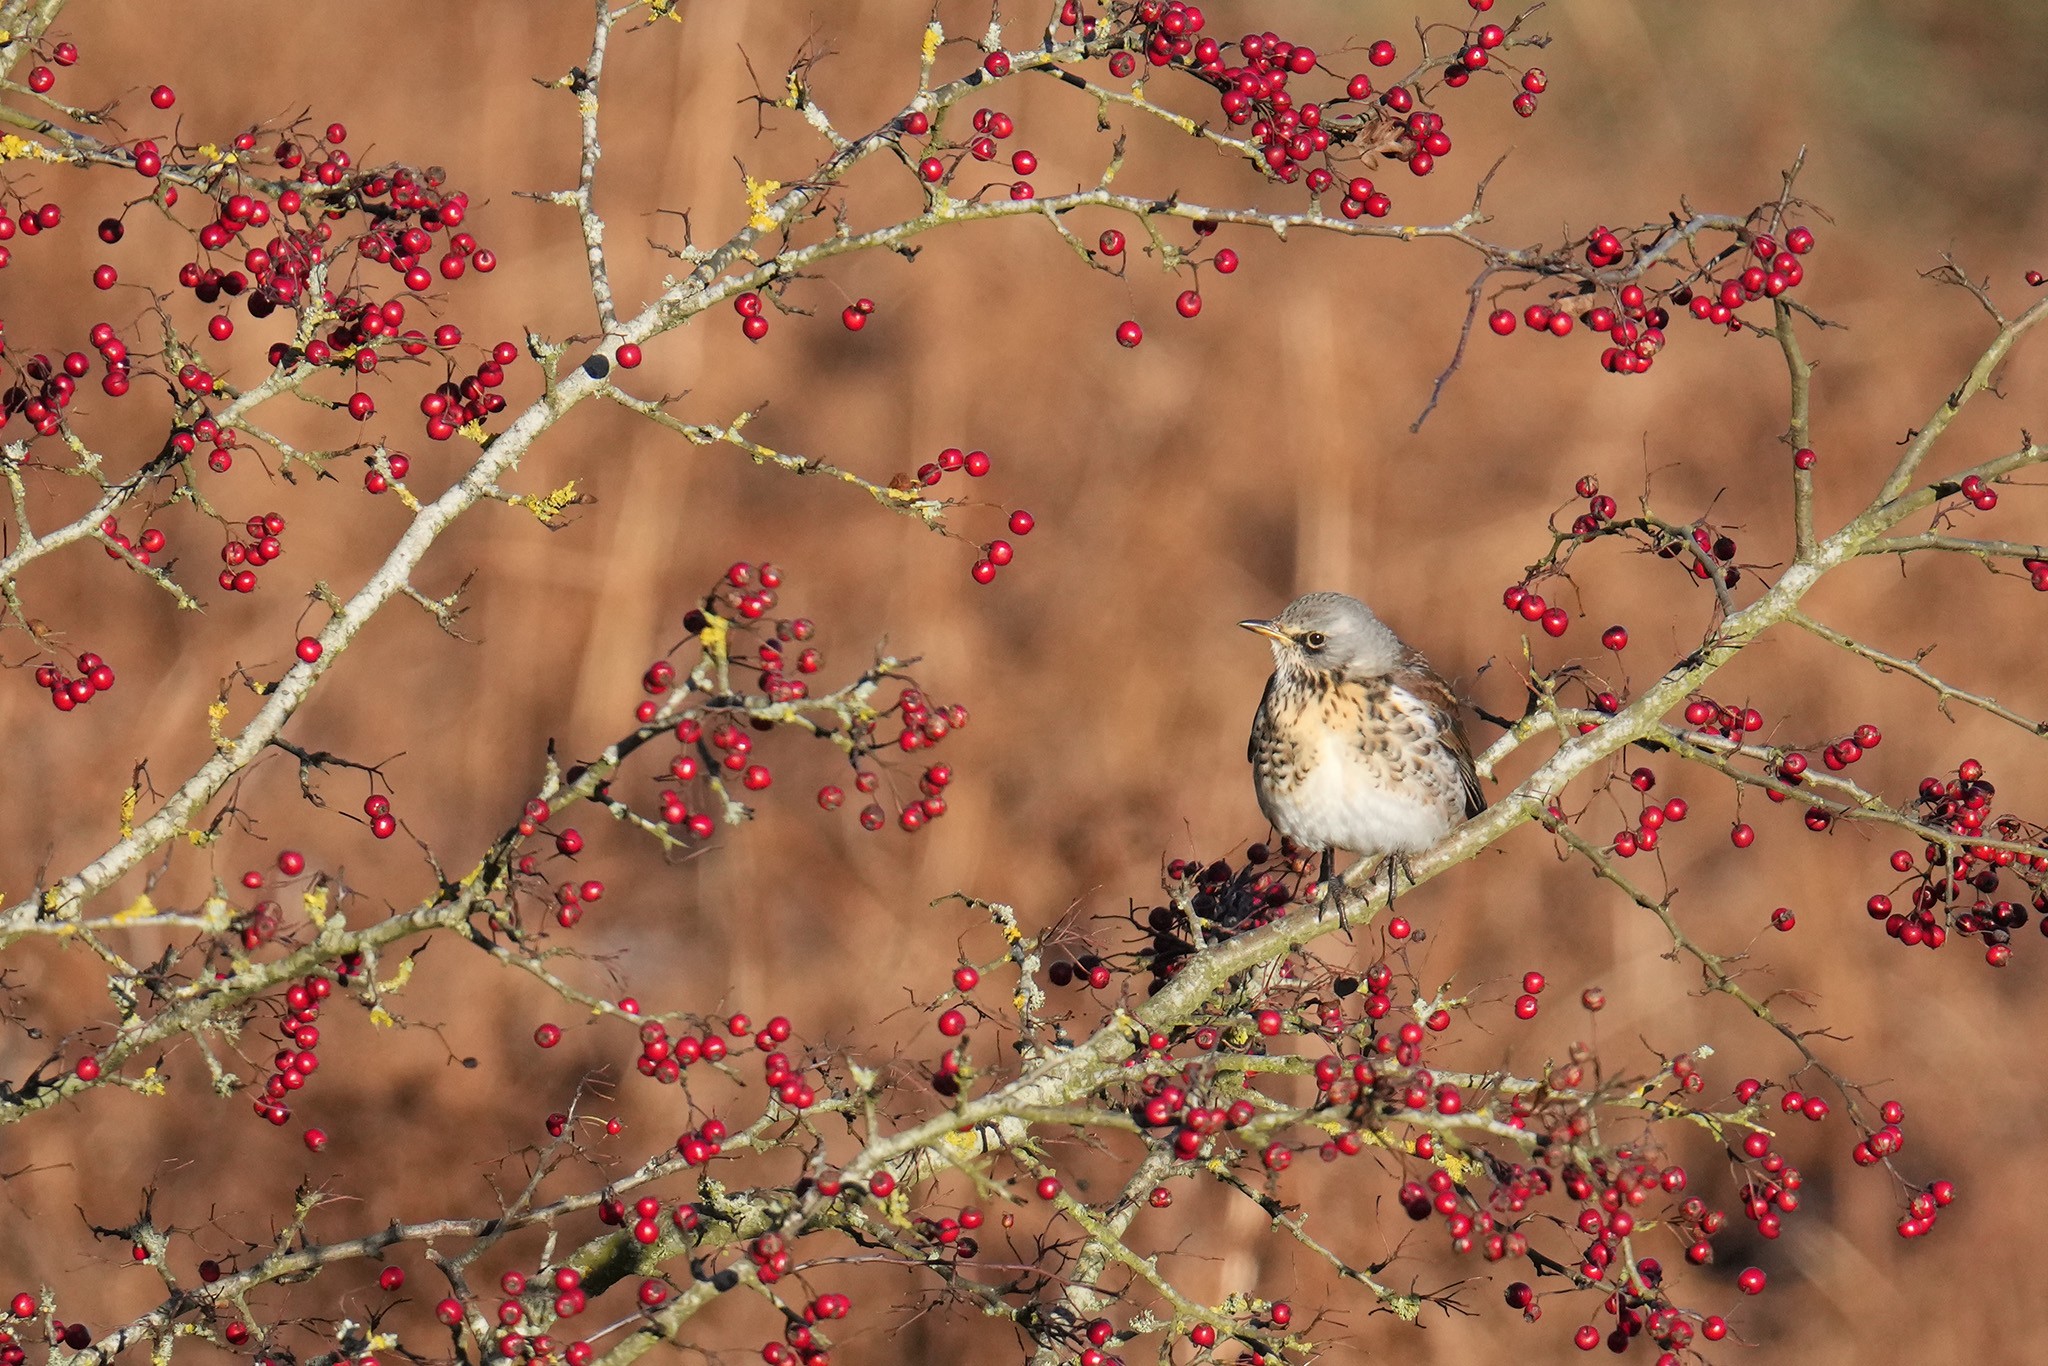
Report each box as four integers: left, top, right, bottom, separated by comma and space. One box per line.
1303, 631, 1327, 650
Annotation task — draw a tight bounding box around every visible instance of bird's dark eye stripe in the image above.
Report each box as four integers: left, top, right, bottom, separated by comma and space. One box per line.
1303, 631, 1326, 649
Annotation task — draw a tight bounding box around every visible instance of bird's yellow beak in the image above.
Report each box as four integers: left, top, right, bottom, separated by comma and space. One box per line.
1238, 619, 1288, 643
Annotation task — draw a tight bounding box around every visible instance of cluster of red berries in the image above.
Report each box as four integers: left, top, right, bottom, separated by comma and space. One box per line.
362, 791, 401, 840
1867, 759, 2048, 964
249, 972, 333, 1131
33, 651, 115, 713
0, 199, 66, 278
1127, 905, 1795, 1357
432, 1267, 625, 1366
757, 1288, 853, 1365
1, 46, 514, 490
1501, 582, 1570, 638
1500, 478, 1627, 639
218, 512, 288, 593
98, 515, 166, 566
505, 817, 608, 927
635, 1013, 735, 1083
1660, 522, 1743, 587
6, 1292, 86, 1351
0, 1316, 57, 1357
905, 451, 1038, 587
839, 296, 876, 331
966, 106, 1041, 200
18, 36, 79, 97
1836, 1096, 1951, 1229
733, 290, 771, 341
408, 331, 515, 442
0, 339, 92, 434
1111, 0, 1535, 189
166, 412, 240, 471
1604, 767, 1688, 860
1051, 3, 1541, 355
1492, 225, 1816, 377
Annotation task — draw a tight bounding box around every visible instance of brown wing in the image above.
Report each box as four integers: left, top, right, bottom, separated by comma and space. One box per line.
1391, 646, 1485, 819
1249, 673, 1278, 765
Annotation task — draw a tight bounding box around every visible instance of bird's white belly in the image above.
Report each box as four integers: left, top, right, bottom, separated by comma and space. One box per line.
1264, 734, 1448, 855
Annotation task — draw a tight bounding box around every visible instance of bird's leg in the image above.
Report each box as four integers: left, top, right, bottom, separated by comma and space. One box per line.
1318, 847, 1348, 931
1381, 853, 1425, 909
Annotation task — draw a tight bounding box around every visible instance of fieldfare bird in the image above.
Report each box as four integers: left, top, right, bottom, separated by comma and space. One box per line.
1241, 591, 1484, 903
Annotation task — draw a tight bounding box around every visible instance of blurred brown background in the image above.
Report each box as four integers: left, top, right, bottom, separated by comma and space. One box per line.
3, 1, 2045, 1362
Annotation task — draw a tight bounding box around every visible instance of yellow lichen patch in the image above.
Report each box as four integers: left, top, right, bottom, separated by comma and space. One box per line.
921, 23, 943, 64
744, 176, 783, 232
112, 894, 156, 924
378, 958, 415, 994
0, 135, 63, 163
119, 785, 139, 838
208, 698, 231, 750
1437, 1144, 1481, 1185
518, 480, 580, 525
369, 1006, 396, 1029
302, 885, 329, 928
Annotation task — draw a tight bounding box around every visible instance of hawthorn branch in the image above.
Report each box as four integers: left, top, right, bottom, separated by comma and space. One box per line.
1789, 611, 2048, 737
1863, 532, 2048, 562
599, 392, 950, 530
1876, 292, 2048, 501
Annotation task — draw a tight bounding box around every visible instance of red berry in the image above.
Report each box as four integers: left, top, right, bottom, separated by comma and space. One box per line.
296, 637, 323, 663
150, 85, 176, 109
1114, 320, 1143, 348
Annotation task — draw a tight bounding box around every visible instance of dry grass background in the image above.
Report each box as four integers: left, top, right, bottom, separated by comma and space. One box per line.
2, 1, 2045, 1362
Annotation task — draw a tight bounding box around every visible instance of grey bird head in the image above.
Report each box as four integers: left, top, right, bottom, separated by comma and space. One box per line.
1239, 591, 1404, 679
